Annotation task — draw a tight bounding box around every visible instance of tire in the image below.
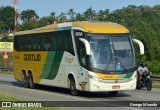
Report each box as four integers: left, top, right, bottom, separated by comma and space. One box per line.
136, 80, 141, 89
108, 91, 118, 96
69, 77, 78, 96
22, 72, 29, 88
28, 73, 35, 89
146, 79, 152, 91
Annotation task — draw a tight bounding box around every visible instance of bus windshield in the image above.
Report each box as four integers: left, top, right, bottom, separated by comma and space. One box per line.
87, 34, 135, 72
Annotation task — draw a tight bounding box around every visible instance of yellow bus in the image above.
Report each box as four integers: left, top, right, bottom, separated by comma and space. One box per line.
14, 21, 144, 96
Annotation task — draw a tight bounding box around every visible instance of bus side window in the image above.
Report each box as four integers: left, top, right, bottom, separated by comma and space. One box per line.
79, 43, 87, 67
51, 33, 56, 50
32, 35, 37, 50
36, 36, 41, 50
62, 30, 74, 55
28, 35, 32, 50
44, 33, 51, 50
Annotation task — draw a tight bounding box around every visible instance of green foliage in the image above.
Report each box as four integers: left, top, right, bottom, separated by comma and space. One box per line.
58, 12, 67, 22
146, 61, 160, 75
1, 34, 13, 42
38, 16, 55, 27
97, 9, 109, 21
67, 9, 76, 21
83, 7, 96, 21
153, 81, 160, 88
75, 13, 85, 21
0, 33, 13, 42
0, 93, 20, 101
20, 20, 39, 31
106, 5, 160, 74
0, 6, 14, 33
20, 9, 39, 22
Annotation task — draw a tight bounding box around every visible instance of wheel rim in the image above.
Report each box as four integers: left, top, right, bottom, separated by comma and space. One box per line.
70, 78, 77, 95
28, 74, 34, 89
147, 83, 152, 90
22, 73, 28, 87
71, 79, 76, 91
147, 80, 152, 90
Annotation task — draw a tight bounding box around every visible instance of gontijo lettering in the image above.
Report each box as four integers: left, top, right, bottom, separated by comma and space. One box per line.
24, 54, 41, 61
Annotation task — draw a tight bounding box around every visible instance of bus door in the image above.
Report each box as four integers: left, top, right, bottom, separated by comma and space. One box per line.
78, 42, 89, 90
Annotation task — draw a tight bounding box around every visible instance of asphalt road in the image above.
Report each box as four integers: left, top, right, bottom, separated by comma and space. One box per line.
0, 74, 160, 110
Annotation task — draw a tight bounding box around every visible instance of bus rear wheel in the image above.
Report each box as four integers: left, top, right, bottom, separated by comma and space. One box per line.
28, 73, 35, 89
22, 72, 29, 88
69, 77, 78, 96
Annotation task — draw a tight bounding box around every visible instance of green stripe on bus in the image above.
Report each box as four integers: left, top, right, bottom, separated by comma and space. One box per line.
118, 72, 134, 78
41, 51, 64, 80
117, 74, 126, 78
40, 52, 56, 79
124, 72, 134, 78
46, 51, 64, 79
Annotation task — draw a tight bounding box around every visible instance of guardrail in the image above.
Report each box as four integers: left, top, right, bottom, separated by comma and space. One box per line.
0, 68, 13, 72
151, 76, 160, 81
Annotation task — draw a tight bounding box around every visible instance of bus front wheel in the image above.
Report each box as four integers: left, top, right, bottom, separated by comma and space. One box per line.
69, 77, 77, 96
28, 73, 35, 89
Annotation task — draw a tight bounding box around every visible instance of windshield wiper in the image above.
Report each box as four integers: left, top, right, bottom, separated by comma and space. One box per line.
115, 56, 128, 73
104, 55, 113, 71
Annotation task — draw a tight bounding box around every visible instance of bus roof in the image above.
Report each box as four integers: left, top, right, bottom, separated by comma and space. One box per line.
15, 21, 129, 35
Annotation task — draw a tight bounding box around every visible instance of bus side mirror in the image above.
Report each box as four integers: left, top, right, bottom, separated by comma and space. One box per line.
79, 38, 91, 55
133, 39, 144, 55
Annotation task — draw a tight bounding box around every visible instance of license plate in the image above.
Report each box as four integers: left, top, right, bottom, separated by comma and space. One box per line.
112, 85, 120, 89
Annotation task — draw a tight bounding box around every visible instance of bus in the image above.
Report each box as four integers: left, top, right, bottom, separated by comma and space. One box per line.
14, 21, 144, 96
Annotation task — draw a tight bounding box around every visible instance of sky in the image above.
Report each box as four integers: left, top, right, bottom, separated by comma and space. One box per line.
0, 0, 160, 18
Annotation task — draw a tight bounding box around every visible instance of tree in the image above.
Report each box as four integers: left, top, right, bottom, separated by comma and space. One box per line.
127, 5, 137, 9
103, 9, 109, 20
97, 10, 104, 21
20, 9, 39, 22
97, 9, 109, 21
75, 13, 85, 21
0, 6, 14, 33
38, 16, 55, 27
50, 12, 56, 17
83, 7, 96, 21
1, 34, 12, 42
58, 12, 67, 22
20, 20, 39, 31
50, 11, 59, 22
68, 9, 76, 21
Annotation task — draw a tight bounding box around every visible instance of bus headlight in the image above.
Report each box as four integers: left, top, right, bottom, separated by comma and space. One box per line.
88, 75, 103, 82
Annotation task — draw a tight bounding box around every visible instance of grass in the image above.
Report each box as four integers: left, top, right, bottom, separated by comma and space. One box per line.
152, 81, 160, 88
0, 93, 67, 110
0, 71, 13, 75
0, 93, 20, 101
